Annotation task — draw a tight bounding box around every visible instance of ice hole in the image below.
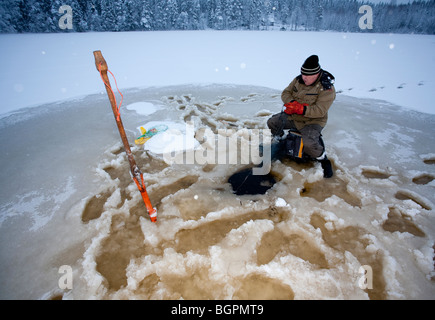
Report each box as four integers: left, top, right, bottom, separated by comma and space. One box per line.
228, 167, 279, 195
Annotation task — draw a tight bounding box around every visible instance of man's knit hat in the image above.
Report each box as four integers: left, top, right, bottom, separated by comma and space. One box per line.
301, 55, 321, 75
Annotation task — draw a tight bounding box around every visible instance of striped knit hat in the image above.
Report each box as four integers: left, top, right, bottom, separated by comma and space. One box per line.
301, 55, 321, 75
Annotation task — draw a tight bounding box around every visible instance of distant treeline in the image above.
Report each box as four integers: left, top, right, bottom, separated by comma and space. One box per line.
1, 0, 434, 34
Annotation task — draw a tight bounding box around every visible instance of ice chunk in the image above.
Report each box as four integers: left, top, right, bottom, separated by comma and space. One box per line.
126, 102, 160, 116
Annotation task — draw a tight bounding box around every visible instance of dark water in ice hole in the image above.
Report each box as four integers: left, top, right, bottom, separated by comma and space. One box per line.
228, 167, 277, 195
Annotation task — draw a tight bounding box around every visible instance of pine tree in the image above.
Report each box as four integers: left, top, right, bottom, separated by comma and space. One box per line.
177, 0, 198, 30
314, 0, 324, 30
67, 0, 89, 32
140, 0, 154, 31
100, 0, 117, 31
225, 0, 243, 30
248, 0, 262, 30
212, 0, 225, 30
165, 0, 179, 30
27, 0, 52, 32
154, 0, 179, 30
85, 0, 103, 31
0, 0, 21, 32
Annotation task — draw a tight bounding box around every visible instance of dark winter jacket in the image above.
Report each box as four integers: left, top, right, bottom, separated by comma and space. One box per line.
281, 70, 336, 130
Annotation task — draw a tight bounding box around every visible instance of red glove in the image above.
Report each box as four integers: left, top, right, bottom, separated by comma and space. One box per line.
284, 100, 307, 115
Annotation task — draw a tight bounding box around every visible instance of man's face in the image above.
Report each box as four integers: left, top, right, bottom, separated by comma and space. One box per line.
302, 73, 319, 86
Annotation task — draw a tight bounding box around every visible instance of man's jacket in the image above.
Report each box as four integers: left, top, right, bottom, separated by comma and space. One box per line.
281, 70, 336, 131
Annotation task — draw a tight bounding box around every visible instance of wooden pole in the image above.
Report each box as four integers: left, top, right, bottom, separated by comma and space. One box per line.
93, 50, 157, 222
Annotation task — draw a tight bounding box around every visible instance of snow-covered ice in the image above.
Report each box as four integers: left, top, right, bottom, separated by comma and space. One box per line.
126, 101, 161, 116
1, 31, 434, 116
0, 31, 434, 300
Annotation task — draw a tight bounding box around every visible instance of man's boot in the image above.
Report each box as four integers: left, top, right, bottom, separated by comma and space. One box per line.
316, 151, 333, 178
320, 157, 333, 178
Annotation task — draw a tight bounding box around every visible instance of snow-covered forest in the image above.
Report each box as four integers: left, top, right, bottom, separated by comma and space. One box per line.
1, 0, 434, 34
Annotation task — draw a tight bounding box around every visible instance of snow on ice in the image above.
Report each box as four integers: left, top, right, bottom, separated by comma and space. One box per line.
0, 31, 434, 300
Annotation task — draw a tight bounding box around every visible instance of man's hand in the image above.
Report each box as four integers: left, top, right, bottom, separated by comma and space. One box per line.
284, 100, 307, 115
